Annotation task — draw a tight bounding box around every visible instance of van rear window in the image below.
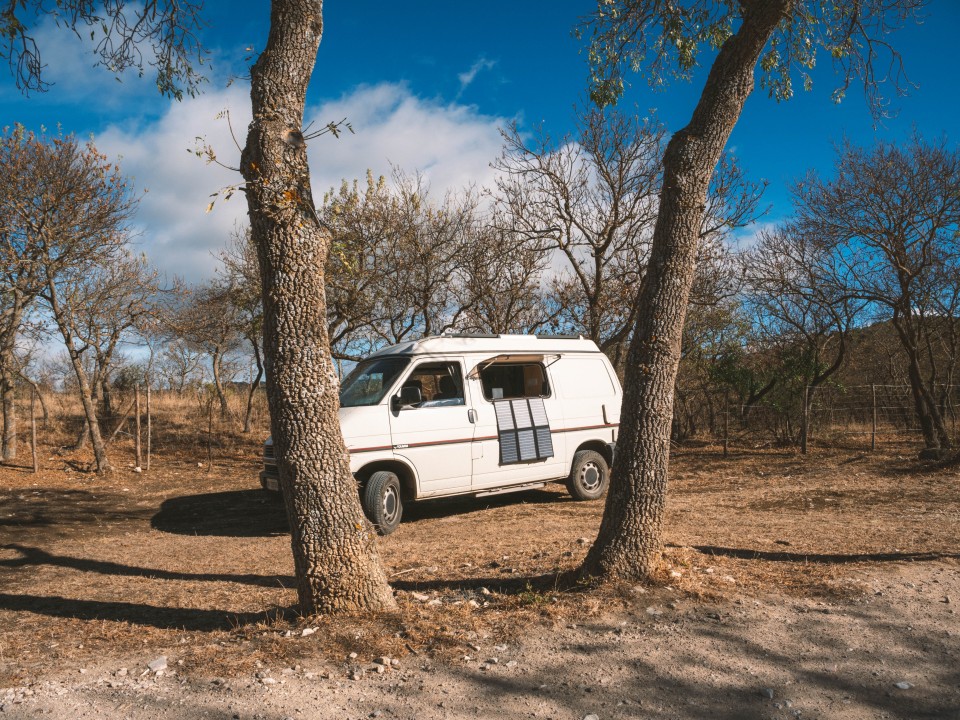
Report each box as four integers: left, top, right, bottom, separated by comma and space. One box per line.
479, 363, 550, 401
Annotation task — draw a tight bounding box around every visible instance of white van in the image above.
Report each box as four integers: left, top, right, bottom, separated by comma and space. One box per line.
260, 333, 622, 534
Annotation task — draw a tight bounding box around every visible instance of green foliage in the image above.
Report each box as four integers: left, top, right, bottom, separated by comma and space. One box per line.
112, 363, 149, 391
582, 0, 926, 118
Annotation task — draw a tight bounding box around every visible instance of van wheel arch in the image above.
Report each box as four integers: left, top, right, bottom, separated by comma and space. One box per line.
574, 439, 613, 467
356, 460, 417, 502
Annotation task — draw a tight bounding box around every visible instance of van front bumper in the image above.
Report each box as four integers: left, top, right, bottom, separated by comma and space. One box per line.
260, 468, 280, 492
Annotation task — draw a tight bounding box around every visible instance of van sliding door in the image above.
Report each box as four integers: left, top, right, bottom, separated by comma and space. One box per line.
468, 361, 566, 490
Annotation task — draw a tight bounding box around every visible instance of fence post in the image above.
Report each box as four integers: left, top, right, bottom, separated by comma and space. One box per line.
723, 393, 729, 458
30, 387, 38, 474
146, 384, 152, 472
871, 383, 877, 451
207, 399, 214, 473
135, 384, 142, 469
801, 384, 809, 455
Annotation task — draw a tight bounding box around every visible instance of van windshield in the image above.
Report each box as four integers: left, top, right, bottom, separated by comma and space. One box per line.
340, 357, 410, 407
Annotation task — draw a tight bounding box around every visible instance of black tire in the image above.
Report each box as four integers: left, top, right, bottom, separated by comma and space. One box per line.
565, 450, 609, 501
363, 471, 403, 535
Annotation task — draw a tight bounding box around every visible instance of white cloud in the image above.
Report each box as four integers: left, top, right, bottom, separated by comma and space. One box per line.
457, 57, 497, 95
96, 85, 252, 282
733, 220, 780, 250
95, 82, 509, 283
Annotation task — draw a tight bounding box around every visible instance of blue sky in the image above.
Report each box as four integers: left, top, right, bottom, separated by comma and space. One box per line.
3, 1, 959, 281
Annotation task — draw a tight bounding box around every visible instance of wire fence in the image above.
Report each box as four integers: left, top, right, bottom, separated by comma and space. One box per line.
684, 384, 960, 453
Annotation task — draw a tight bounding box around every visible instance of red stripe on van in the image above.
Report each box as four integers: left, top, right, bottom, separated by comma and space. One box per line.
347, 424, 619, 454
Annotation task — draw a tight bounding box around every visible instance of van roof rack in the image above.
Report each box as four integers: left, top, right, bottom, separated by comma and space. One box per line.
444, 332, 501, 339
535, 333, 583, 340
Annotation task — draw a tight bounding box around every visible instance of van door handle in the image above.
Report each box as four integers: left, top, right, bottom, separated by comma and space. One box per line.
468, 409, 477, 424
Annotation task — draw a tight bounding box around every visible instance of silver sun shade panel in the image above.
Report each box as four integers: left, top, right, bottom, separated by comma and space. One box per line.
494, 397, 553, 465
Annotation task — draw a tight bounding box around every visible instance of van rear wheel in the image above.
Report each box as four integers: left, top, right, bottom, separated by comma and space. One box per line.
363, 471, 403, 535
566, 450, 609, 501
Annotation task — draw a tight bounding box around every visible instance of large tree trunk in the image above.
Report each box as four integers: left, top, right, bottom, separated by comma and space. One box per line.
0, 346, 16, 461
582, 0, 791, 581
240, 0, 395, 614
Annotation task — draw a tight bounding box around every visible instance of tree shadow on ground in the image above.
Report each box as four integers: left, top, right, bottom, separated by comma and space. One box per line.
0, 461, 36, 473
683, 544, 960, 564
151, 486, 573, 537
0, 544, 294, 588
419, 599, 960, 720
400, 487, 572, 524
393, 569, 583, 597
0, 487, 151, 532
0, 592, 291, 631
151, 490, 289, 537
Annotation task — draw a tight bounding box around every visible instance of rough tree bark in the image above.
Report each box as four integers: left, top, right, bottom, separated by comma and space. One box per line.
582, 0, 793, 580
240, 0, 395, 613
0, 344, 16, 461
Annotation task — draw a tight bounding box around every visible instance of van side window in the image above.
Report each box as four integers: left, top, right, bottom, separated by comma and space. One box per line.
406, 362, 465, 407
479, 363, 550, 401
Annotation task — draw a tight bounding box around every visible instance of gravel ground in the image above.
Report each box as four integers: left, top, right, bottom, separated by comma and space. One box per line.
3, 561, 958, 720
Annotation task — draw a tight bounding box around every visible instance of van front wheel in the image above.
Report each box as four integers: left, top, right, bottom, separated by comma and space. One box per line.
363, 471, 403, 535
566, 450, 609, 501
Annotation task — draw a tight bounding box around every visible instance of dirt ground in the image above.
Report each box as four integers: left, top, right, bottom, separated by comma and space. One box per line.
1, 437, 958, 719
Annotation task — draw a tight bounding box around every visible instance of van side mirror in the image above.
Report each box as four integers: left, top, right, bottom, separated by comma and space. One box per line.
391, 385, 422, 411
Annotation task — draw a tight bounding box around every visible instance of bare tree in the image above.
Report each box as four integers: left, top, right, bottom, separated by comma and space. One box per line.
57, 253, 161, 449
493, 106, 762, 369
43, 247, 156, 472
219, 228, 265, 433
672, 299, 770, 438
2, 1, 205, 96
173, 282, 243, 421
746, 224, 865, 442
0, 126, 55, 460
457, 218, 556, 335
156, 339, 206, 393
2, 130, 138, 473
322, 170, 481, 358
493, 106, 664, 355
793, 136, 960, 453
580, 0, 926, 582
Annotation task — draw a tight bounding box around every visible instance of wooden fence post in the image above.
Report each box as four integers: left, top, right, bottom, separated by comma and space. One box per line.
146, 384, 152, 471
30, 387, 38, 474
871, 383, 877, 451
723, 394, 729, 458
801, 385, 809, 455
135, 384, 142, 469
207, 399, 214, 473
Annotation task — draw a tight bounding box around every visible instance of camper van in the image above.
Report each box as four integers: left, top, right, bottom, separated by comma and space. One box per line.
260, 333, 622, 534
